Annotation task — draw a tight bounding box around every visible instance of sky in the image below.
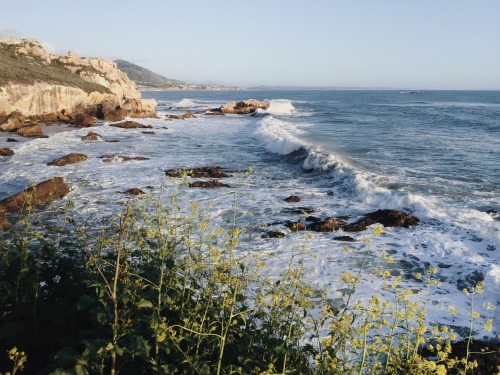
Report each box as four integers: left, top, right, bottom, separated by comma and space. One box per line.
1, 0, 499, 89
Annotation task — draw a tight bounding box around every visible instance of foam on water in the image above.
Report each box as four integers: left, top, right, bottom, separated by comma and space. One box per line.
175, 98, 198, 108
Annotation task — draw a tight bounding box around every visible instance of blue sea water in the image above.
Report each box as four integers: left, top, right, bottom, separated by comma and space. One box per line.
1, 89, 499, 336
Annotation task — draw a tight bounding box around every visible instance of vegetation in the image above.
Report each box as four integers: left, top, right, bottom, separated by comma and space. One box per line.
0, 43, 110, 94
0, 180, 498, 374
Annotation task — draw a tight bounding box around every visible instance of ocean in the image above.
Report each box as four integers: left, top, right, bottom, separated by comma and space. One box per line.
1, 89, 499, 338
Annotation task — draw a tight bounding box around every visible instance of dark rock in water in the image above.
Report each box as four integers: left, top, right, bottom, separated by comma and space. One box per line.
187, 180, 230, 188
305, 216, 321, 222
0, 147, 14, 156
105, 140, 121, 143
125, 188, 145, 195
307, 217, 347, 232
262, 231, 285, 239
166, 166, 229, 178
48, 153, 88, 166
285, 195, 301, 203
75, 113, 96, 127
285, 220, 306, 231
334, 236, 355, 242
282, 207, 315, 215
0, 177, 69, 213
343, 209, 420, 232
456, 270, 484, 293
82, 131, 102, 141
101, 155, 149, 163
6, 138, 18, 142
165, 111, 196, 120
110, 121, 152, 129
142, 131, 156, 134
486, 209, 498, 215
220, 100, 269, 114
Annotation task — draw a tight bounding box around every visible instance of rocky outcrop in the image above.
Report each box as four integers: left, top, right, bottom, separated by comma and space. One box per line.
343, 209, 420, 232
220, 99, 269, 114
74, 114, 96, 127
165, 111, 197, 120
82, 131, 102, 141
17, 124, 44, 137
285, 195, 301, 203
0, 147, 14, 156
0, 111, 25, 132
110, 121, 152, 129
0, 36, 157, 120
0, 177, 69, 213
306, 217, 347, 232
48, 153, 88, 166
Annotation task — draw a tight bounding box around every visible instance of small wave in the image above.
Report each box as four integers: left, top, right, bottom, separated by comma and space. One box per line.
257, 99, 296, 115
252, 116, 305, 155
175, 98, 198, 109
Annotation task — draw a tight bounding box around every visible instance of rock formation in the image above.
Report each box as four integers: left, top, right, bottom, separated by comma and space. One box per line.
220, 99, 269, 114
82, 131, 102, 141
0, 36, 157, 123
48, 153, 88, 166
110, 121, 152, 129
0, 147, 14, 156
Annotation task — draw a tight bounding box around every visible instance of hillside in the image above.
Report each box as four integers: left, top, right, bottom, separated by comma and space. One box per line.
114, 59, 185, 88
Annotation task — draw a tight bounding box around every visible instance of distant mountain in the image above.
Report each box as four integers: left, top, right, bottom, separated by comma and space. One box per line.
115, 59, 185, 87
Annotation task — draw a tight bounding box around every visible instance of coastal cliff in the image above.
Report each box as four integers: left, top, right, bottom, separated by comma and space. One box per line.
0, 36, 157, 120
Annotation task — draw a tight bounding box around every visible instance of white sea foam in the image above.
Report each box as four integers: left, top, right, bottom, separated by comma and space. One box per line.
252, 116, 305, 155
263, 99, 296, 115
175, 98, 198, 108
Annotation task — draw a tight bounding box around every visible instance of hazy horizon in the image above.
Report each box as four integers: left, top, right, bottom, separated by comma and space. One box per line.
1, 0, 500, 90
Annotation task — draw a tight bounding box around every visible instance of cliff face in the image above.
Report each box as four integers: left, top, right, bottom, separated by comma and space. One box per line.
0, 36, 156, 118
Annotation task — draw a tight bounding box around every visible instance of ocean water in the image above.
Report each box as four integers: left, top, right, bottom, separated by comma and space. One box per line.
1, 89, 499, 338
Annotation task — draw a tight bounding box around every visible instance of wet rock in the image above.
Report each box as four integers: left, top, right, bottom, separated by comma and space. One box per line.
101, 155, 149, 163
75, 113, 96, 127
82, 131, 103, 141
99, 103, 126, 121
307, 217, 347, 232
220, 99, 269, 114
166, 166, 229, 178
282, 207, 316, 215
0, 147, 14, 156
48, 153, 88, 166
17, 124, 44, 137
124, 188, 145, 195
187, 180, 231, 188
165, 111, 197, 120
6, 138, 18, 142
105, 140, 120, 143
456, 270, 484, 293
110, 121, 152, 129
142, 131, 156, 134
343, 209, 420, 232
285, 195, 301, 203
305, 216, 321, 222
334, 236, 356, 242
261, 231, 285, 239
204, 109, 225, 116
285, 220, 306, 231
0, 177, 70, 213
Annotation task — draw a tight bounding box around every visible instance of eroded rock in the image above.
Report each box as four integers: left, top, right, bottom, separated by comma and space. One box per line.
306, 217, 347, 232
220, 100, 269, 114
285, 195, 301, 203
110, 121, 152, 129
187, 180, 230, 188
75, 113, 96, 127
48, 153, 88, 166
0, 147, 14, 156
17, 124, 44, 137
81, 131, 102, 141
343, 209, 420, 232
165, 166, 229, 178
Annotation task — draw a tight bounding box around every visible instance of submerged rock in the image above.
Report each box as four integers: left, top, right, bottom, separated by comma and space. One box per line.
165, 111, 196, 120
285, 195, 301, 203
165, 166, 229, 178
0, 177, 69, 213
124, 188, 145, 195
48, 153, 88, 166
187, 180, 231, 188
110, 121, 152, 129
261, 231, 285, 239
81, 131, 102, 141
333, 236, 356, 242
306, 217, 347, 232
285, 220, 306, 231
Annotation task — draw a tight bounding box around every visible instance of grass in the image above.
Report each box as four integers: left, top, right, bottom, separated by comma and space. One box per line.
0, 180, 498, 374
0, 43, 110, 94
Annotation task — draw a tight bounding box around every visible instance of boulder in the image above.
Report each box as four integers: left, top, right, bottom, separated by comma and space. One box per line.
0, 147, 14, 156
220, 99, 269, 114
17, 124, 44, 137
0, 112, 26, 132
6, 138, 18, 142
75, 114, 96, 127
165, 166, 229, 178
110, 121, 152, 129
0, 177, 70, 213
285, 195, 301, 203
187, 180, 231, 188
48, 153, 88, 166
165, 111, 197, 120
343, 209, 420, 232
306, 217, 347, 232
40, 112, 58, 123
99, 103, 126, 121
124, 188, 145, 195
81, 131, 103, 141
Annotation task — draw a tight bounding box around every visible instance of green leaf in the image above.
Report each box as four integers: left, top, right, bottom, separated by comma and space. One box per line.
133, 335, 151, 360
137, 298, 154, 309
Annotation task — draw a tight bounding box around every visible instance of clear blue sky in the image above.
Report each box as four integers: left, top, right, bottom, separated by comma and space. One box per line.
1, 0, 499, 89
